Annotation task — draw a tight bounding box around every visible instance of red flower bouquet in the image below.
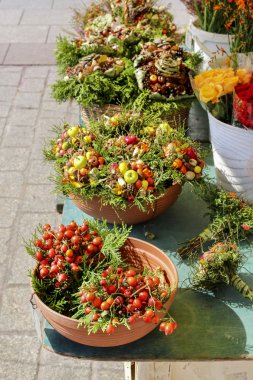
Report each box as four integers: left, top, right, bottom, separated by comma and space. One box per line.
234, 75, 253, 129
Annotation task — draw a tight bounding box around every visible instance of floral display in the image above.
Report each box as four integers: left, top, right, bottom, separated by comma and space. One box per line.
191, 242, 253, 302
52, 55, 137, 108
191, 67, 252, 123
26, 220, 177, 335
182, 0, 253, 53
43, 118, 205, 212
134, 40, 201, 101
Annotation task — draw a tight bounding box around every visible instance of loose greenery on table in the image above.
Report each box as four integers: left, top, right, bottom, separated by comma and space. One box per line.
178, 182, 253, 257
191, 241, 253, 302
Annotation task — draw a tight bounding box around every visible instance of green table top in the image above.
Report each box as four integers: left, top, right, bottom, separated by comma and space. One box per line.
43, 170, 253, 360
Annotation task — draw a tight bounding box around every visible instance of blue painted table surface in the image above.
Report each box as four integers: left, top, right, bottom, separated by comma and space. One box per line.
43, 156, 253, 361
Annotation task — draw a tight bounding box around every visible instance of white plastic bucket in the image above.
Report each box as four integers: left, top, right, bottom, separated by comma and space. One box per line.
185, 21, 232, 61
208, 112, 253, 203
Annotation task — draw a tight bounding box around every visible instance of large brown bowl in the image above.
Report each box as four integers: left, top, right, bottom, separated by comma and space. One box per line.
69, 184, 182, 225
33, 237, 178, 347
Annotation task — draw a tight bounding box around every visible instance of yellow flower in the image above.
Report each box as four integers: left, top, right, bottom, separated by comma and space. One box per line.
236, 69, 252, 84
223, 76, 239, 93
199, 83, 223, 103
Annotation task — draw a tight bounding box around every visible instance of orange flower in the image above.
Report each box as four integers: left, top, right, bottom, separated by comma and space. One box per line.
213, 5, 221, 10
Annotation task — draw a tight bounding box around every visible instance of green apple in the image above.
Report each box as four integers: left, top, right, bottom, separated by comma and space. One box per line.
62, 141, 69, 150
119, 162, 128, 174
83, 135, 92, 144
124, 170, 138, 184
73, 155, 87, 169
67, 126, 79, 137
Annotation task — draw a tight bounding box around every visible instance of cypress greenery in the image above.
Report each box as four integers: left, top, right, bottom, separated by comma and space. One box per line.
191, 242, 253, 302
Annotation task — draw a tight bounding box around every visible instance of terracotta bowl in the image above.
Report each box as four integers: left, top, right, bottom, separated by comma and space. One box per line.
69, 184, 182, 225
33, 237, 178, 347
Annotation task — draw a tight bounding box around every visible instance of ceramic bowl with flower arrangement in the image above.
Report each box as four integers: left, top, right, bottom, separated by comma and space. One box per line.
26, 220, 178, 346
43, 114, 205, 224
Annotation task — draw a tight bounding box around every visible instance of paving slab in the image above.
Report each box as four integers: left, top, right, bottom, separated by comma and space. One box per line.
2, 124, 35, 147
0, 43, 9, 64
13, 91, 42, 109
37, 364, 92, 380
0, 362, 38, 380
0, 0, 53, 9
4, 43, 56, 65
53, 0, 87, 9
7, 107, 38, 126
0, 85, 17, 102
0, 25, 48, 43
0, 103, 10, 117
0, 147, 29, 170
0, 118, 6, 137
0, 285, 34, 332
8, 246, 34, 285
21, 9, 72, 25
0, 334, 40, 363
0, 228, 12, 265
0, 71, 21, 86
91, 361, 125, 380
27, 159, 53, 185
0, 198, 19, 227
24, 66, 50, 79
21, 184, 57, 212
0, 171, 24, 199
19, 78, 46, 93
0, 9, 23, 24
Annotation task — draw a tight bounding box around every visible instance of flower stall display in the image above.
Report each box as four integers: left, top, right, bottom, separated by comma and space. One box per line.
26, 220, 178, 346
191, 242, 253, 302
43, 118, 205, 223
178, 185, 253, 257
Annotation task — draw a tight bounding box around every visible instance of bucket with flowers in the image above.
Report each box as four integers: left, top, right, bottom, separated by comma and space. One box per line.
183, 0, 253, 58
190, 61, 253, 202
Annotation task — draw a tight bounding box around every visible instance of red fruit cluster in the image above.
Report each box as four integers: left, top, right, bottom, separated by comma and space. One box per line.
78, 266, 174, 335
159, 320, 177, 335
33, 221, 104, 288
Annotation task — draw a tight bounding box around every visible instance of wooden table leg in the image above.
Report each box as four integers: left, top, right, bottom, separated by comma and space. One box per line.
124, 362, 135, 380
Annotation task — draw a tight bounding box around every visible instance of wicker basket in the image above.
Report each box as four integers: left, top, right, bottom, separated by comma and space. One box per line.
32, 237, 178, 347
80, 105, 190, 129
69, 184, 182, 225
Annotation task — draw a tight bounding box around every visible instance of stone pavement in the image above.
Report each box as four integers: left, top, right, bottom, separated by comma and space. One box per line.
0, 1, 251, 380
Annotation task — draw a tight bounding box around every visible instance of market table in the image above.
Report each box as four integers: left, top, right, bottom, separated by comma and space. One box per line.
35, 158, 253, 379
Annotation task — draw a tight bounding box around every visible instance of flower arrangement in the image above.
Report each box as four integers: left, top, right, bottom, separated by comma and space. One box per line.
131, 39, 202, 119
191, 66, 253, 123
52, 54, 138, 108
26, 220, 177, 336
56, 0, 177, 75
182, 0, 253, 53
44, 116, 205, 212
178, 183, 253, 257
191, 242, 253, 302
